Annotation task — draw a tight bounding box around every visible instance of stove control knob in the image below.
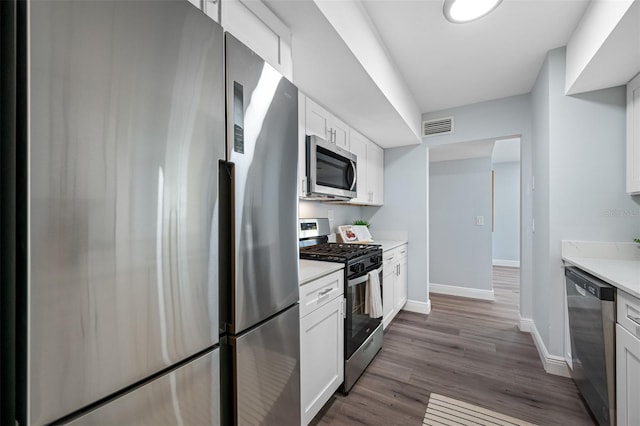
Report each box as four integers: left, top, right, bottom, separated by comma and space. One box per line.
350, 264, 359, 273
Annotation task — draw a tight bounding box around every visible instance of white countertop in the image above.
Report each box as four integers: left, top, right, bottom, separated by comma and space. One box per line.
375, 240, 407, 252
561, 241, 640, 299
299, 260, 344, 286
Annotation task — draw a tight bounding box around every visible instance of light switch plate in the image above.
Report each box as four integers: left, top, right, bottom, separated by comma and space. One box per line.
475, 216, 484, 226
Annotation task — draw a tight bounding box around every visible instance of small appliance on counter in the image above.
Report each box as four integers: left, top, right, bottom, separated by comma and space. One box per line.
336, 224, 374, 244
299, 218, 383, 394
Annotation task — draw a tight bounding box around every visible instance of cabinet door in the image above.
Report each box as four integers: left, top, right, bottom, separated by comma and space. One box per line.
305, 97, 330, 140
203, 0, 219, 23
367, 142, 384, 205
395, 257, 408, 311
382, 259, 396, 329
617, 324, 640, 426
331, 116, 350, 151
348, 129, 369, 204
628, 73, 640, 194
300, 297, 344, 426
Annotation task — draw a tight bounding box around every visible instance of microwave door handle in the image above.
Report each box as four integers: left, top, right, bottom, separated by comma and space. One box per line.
349, 160, 357, 191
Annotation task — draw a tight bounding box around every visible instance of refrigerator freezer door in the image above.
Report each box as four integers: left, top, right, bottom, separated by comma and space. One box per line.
223, 34, 299, 334
68, 349, 220, 425
28, 1, 224, 424
228, 304, 301, 425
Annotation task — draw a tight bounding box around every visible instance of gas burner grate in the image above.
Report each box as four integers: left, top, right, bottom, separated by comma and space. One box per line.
299, 242, 381, 262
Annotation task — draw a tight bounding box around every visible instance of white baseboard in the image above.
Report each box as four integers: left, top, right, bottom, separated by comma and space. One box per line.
429, 282, 494, 301
518, 316, 533, 332
492, 259, 520, 268
526, 319, 571, 378
403, 299, 431, 314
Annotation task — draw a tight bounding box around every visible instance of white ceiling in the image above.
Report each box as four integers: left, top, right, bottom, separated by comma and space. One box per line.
362, 0, 591, 113
429, 137, 521, 163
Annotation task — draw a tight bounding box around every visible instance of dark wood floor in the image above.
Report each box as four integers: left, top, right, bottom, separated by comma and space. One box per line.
312, 266, 595, 426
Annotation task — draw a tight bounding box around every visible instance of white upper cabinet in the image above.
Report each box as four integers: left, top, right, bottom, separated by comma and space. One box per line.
348, 130, 369, 204
348, 128, 384, 206
305, 97, 350, 150
628, 73, 640, 194
221, 0, 293, 80
187, 0, 219, 23
305, 97, 332, 141
367, 142, 384, 206
300, 93, 384, 205
331, 116, 350, 151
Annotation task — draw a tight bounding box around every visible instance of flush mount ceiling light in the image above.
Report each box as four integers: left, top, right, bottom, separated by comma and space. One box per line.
443, 0, 503, 23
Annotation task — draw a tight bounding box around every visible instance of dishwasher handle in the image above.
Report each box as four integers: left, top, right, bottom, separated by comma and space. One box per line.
565, 266, 615, 301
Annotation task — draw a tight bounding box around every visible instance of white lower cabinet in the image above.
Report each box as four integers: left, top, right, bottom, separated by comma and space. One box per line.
382, 260, 395, 328
300, 270, 344, 425
382, 244, 408, 329
395, 255, 408, 312
616, 290, 640, 426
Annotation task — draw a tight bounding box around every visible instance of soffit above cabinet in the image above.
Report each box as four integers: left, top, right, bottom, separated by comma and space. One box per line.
261, 0, 422, 148
566, 0, 640, 95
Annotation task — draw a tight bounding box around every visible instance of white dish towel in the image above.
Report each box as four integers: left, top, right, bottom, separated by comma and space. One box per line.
365, 270, 383, 318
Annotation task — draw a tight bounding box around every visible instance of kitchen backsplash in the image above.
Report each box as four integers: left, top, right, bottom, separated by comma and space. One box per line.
299, 200, 363, 238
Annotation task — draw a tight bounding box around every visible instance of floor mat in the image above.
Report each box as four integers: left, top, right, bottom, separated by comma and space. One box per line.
424, 393, 536, 426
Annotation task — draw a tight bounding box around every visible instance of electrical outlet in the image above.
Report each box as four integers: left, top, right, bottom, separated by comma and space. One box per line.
475, 216, 484, 226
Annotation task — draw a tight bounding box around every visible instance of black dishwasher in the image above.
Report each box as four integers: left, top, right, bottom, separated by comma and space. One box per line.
565, 266, 616, 426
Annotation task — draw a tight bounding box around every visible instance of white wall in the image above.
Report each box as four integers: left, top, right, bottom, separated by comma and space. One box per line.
429, 158, 493, 291
531, 55, 551, 347
492, 161, 520, 263
361, 143, 429, 304
423, 94, 533, 318
531, 47, 640, 358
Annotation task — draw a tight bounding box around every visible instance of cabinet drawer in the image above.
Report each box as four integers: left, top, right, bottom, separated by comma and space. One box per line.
383, 245, 407, 265
618, 290, 640, 338
383, 251, 396, 267
300, 270, 344, 318
396, 244, 408, 260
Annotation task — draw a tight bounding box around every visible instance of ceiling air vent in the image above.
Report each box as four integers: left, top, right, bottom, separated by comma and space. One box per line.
422, 117, 454, 137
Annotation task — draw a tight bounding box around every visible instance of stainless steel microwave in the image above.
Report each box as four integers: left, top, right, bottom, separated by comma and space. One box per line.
305, 135, 357, 200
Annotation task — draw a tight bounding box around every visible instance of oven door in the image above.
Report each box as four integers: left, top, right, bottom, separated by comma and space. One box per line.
307, 135, 357, 200
345, 267, 383, 359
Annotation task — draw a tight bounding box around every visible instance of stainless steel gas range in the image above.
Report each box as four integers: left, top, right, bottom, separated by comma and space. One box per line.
299, 218, 383, 394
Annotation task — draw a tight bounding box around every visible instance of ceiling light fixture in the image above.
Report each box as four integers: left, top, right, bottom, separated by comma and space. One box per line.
443, 0, 503, 24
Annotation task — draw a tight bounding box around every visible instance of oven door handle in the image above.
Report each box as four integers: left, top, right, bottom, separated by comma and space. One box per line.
347, 267, 382, 288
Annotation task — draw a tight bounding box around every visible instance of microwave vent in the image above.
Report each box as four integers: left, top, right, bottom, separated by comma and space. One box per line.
422, 117, 454, 137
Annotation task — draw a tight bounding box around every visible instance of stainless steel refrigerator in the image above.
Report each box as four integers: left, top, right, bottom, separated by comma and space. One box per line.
13, 1, 225, 424
219, 34, 301, 425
